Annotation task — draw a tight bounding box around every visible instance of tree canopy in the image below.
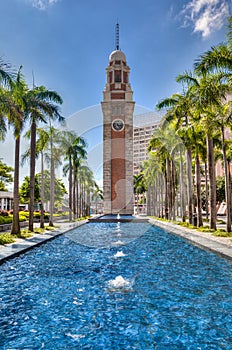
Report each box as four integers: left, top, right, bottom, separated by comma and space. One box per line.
0, 159, 13, 191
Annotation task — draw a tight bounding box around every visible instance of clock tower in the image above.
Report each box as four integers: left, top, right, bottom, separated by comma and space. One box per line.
101, 23, 135, 215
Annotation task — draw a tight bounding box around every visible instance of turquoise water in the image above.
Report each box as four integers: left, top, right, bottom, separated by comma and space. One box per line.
1, 222, 232, 349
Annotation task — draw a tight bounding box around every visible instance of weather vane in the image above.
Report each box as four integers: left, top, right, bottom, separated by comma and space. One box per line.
115, 20, 120, 50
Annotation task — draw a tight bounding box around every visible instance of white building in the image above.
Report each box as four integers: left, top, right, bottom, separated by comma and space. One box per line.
0, 191, 13, 211
133, 112, 162, 175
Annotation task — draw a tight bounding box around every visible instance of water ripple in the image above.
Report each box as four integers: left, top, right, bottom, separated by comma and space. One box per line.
0, 223, 232, 349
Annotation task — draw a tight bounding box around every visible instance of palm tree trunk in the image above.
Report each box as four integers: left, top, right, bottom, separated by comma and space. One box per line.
40, 152, 45, 229
195, 152, 203, 227
166, 158, 172, 219
171, 160, 176, 220
48, 122, 56, 227
73, 168, 76, 219
159, 174, 164, 218
29, 121, 36, 232
11, 136, 20, 235
207, 135, 217, 230
77, 178, 80, 218
180, 148, 186, 222
147, 185, 150, 216
186, 148, 193, 224
221, 126, 231, 232
164, 170, 168, 219
69, 156, 73, 221
49, 156, 55, 226
229, 168, 232, 222
205, 162, 209, 220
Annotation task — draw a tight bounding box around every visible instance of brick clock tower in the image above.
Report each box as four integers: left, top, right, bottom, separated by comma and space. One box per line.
101, 23, 135, 215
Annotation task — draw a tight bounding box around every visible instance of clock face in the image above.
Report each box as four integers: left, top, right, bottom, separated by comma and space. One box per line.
112, 119, 124, 131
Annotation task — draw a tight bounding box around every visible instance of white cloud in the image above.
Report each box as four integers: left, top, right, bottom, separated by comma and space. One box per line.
180, 0, 229, 38
28, 0, 59, 10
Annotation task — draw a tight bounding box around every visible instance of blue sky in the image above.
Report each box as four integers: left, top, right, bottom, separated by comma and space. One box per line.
0, 0, 231, 185
1, 0, 230, 115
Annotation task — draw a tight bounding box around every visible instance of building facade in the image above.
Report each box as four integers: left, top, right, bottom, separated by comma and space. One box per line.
0, 191, 13, 211
133, 112, 162, 175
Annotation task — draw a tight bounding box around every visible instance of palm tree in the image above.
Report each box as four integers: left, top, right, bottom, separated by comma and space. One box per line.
77, 163, 95, 217
194, 14, 232, 76
0, 58, 15, 141
0, 65, 26, 235
25, 86, 63, 231
0, 56, 14, 86
214, 102, 232, 232
32, 125, 64, 227
92, 183, 103, 214
175, 71, 228, 229
7, 67, 27, 235
62, 131, 87, 221
143, 154, 163, 217
22, 127, 51, 228
194, 19, 232, 231
148, 122, 180, 220
134, 172, 147, 215
46, 126, 64, 226
156, 94, 194, 223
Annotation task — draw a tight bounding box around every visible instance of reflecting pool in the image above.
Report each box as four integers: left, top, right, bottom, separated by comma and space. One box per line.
1, 222, 232, 349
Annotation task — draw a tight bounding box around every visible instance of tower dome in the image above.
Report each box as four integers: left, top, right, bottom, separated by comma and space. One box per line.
109, 50, 126, 63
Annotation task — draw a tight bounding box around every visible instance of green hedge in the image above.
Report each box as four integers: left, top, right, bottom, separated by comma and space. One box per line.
0, 211, 50, 225
0, 233, 15, 245
0, 216, 12, 225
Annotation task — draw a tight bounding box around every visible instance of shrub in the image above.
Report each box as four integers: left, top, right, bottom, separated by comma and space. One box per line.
0, 216, 12, 225
0, 233, 15, 245
19, 214, 27, 222
197, 227, 215, 233
213, 229, 232, 237
44, 226, 56, 231
174, 221, 196, 229
34, 227, 46, 234
17, 230, 33, 238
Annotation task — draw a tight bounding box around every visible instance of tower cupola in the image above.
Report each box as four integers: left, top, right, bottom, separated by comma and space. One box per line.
103, 21, 133, 102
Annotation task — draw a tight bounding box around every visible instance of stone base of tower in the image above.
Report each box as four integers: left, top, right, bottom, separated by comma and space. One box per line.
103, 203, 134, 215
103, 185, 134, 215
103, 158, 134, 215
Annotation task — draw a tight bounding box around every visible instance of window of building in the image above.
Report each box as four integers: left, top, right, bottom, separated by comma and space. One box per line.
115, 70, 121, 83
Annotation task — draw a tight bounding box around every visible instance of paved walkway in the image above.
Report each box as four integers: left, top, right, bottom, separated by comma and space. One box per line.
149, 218, 232, 261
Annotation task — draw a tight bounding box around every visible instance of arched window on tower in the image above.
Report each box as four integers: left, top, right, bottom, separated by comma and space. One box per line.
115, 70, 121, 83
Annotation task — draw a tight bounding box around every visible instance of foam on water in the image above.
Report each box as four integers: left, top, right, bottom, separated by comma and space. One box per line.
113, 240, 124, 245
114, 251, 126, 258
108, 275, 131, 289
